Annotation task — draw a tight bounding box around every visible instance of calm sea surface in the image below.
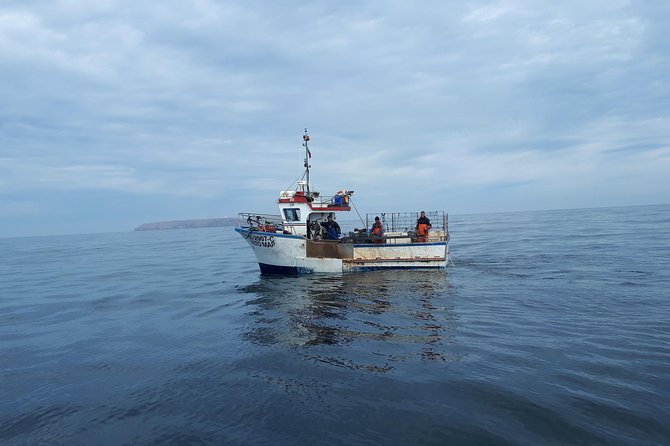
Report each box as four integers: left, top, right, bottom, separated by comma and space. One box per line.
1, 205, 669, 445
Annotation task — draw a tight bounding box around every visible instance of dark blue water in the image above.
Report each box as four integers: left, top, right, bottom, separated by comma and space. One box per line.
1, 205, 669, 445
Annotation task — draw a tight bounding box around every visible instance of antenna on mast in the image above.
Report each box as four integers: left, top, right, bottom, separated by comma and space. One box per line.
302, 128, 311, 193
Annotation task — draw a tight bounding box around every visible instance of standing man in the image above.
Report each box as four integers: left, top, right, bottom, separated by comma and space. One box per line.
415, 211, 432, 242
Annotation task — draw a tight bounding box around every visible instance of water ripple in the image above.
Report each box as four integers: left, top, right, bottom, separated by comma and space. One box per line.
1, 207, 669, 445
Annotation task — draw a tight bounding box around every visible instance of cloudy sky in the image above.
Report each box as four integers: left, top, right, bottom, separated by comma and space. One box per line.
1, 0, 669, 237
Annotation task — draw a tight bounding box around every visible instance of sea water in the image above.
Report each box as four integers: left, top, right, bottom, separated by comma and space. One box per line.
1, 205, 669, 445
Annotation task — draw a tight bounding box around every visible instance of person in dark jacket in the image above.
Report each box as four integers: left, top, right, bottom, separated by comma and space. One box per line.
320, 215, 341, 240
415, 211, 432, 242
415, 211, 431, 228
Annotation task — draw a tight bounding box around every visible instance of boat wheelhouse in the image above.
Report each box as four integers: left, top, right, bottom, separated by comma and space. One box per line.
235, 130, 449, 274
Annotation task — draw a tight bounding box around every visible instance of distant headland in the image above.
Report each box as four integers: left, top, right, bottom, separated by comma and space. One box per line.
134, 218, 237, 231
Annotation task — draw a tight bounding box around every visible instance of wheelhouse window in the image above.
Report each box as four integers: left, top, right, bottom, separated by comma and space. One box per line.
283, 208, 301, 221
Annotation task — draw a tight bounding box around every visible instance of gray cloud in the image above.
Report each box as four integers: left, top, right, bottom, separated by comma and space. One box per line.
1, 0, 669, 236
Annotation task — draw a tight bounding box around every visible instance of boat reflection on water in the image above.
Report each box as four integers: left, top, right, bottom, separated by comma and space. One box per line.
238, 270, 463, 373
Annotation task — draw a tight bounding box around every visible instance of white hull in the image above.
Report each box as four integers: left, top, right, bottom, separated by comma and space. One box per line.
235, 227, 448, 274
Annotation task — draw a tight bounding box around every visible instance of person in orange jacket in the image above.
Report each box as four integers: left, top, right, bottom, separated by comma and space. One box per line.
369, 216, 384, 243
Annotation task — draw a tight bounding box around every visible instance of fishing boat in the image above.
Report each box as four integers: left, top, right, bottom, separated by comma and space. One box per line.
235, 130, 450, 274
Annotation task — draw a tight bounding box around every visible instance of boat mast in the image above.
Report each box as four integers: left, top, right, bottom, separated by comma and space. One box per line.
303, 128, 311, 193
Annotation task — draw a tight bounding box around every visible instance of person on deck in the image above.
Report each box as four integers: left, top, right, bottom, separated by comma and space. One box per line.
369, 216, 384, 244
415, 211, 432, 242
320, 215, 341, 240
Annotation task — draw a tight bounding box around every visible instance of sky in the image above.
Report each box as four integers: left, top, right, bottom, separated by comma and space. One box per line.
1, 0, 669, 237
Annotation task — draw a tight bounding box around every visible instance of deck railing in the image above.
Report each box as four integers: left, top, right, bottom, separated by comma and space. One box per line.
237, 210, 450, 241
237, 213, 286, 233
365, 211, 447, 231
359, 211, 450, 243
